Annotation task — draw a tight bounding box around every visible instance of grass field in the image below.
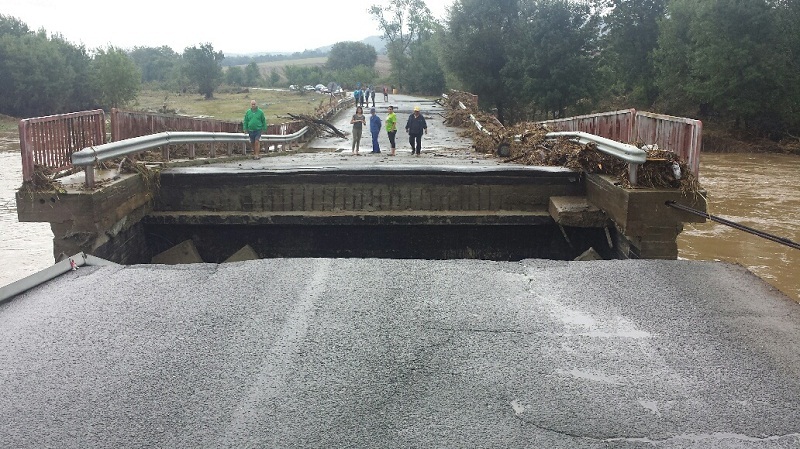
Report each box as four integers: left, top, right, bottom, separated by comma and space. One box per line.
0, 114, 18, 134
132, 88, 334, 125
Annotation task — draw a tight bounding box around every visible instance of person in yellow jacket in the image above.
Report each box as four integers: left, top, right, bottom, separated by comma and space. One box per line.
243, 100, 267, 159
386, 105, 397, 156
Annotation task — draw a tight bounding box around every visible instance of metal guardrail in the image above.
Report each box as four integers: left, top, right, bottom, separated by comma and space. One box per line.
545, 131, 647, 185
444, 93, 648, 185
72, 127, 309, 188
0, 252, 117, 304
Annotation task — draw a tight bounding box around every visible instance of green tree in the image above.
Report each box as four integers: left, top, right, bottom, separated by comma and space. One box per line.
0, 14, 30, 37
599, 0, 666, 105
774, 0, 800, 135
405, 37, 445, 94
283, 65, 325, 87
226, 66, 245, 86
655, 0, 787, 136
441, 0, 519, 122
182, 43, 224, 99
326, 41, 378, 70
0, 31, 77, 116
504, 0, 599, 120
268, 68, 281, 86
369, 0, 437, 91
245, 62, 262, 86
91, 46, 141, 109
652, 0, 700, 114
129, 46, 179, 84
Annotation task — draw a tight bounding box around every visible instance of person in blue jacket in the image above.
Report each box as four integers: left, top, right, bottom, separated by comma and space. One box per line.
369, 107, 382, 153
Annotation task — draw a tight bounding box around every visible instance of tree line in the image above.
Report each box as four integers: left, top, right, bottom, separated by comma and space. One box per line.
3, 0, 800, 140
370, 0, 800, 139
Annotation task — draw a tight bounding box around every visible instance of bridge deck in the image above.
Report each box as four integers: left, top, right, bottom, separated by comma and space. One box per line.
1, 258, 799, 447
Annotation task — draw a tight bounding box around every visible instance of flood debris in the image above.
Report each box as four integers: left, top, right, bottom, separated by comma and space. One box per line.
442, 91, 700, 193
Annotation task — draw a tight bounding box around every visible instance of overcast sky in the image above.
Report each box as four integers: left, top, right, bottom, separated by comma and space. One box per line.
0, 0, 454, 55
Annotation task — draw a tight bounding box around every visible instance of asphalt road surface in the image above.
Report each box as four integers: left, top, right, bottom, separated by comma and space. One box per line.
2, 258, 800, 448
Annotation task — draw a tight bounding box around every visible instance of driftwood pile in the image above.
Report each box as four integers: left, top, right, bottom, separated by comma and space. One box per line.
442, 91, 700, 192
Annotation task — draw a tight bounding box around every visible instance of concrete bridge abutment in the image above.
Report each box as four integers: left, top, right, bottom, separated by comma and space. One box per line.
16, 165, 706, 264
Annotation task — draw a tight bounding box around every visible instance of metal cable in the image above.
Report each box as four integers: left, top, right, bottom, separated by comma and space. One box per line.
665, 201, 800, 250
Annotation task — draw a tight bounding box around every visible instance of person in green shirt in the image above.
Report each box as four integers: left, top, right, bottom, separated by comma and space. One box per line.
243, 100, 267, 159
386, 105, 397, 156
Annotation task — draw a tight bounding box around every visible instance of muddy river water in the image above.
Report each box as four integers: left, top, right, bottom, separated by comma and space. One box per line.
0, 136, 798, 302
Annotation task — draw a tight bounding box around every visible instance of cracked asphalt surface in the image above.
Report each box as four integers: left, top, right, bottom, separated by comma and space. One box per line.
2, 258, 800, 448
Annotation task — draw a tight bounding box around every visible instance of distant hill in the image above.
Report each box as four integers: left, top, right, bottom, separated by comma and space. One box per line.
223, 36, 385, 66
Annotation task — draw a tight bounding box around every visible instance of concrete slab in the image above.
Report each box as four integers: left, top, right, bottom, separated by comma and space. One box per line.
223, 244, 259, 263
150, 239, 203, 264
549, 195, 609, 227
1, 258, 799, 447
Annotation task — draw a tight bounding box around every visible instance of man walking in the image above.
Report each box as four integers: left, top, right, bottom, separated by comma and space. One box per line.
369, 107, 382, 153
405, 105, 427, 156
243, 99, 267, 159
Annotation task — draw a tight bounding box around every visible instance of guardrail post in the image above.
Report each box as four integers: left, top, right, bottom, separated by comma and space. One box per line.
242, 142, 247, 155
189, 143, 196, 159
85, 165, 95, 189
210, 142, 216, 158
161, 145, 170, 161
629, 163, 639, 186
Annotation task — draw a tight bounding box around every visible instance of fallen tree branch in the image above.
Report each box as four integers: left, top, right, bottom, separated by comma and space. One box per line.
288, 113, 347, 139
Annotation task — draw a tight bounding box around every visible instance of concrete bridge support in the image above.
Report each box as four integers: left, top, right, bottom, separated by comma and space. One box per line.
16, 166, 706, 264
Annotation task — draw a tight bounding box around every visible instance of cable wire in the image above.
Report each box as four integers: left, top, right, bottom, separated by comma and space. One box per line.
665, 201, 800, 250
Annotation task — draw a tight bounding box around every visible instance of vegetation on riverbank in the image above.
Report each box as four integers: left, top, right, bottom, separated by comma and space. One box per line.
0, 115, 17, 135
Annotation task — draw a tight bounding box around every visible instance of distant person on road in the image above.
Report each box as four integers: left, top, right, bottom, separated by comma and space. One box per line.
383, 86, 389, 102
405, 105, 427, 156
370, 88, 376, 107
369, 107, 382, 153
386, 105, 397, 156
354, 88, 361, 109
363, 86, 370, 107
243, 99, 267, 159
351, 106, 366, 155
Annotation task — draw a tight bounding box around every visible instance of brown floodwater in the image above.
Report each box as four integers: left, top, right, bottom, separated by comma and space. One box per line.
678, 153, 800, 302
0, 136, 53, 287
0, 136, 798, 302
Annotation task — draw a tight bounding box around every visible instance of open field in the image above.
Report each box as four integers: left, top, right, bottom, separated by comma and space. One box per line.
0, 114, 18, 134
132, 88, 334, 125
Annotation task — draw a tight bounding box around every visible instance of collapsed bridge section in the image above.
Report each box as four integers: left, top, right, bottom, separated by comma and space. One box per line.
143, 164, 610, 261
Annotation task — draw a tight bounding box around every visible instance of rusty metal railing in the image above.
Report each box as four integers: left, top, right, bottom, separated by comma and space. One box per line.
536, 109, 702, 176
635, 111, 702, 176
537, 109, 636, 147
18, 110, 106, 182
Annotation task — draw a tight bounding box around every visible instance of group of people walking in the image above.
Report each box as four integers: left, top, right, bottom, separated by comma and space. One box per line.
243, 95, 429, 160
353, 85, 390, 108
350, 104, 427, 156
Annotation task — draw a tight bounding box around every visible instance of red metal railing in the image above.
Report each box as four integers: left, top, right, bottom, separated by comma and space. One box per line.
18, 110, 106, 182
110, 109, 242, 141
537, 109, 702, 176
537, 109, 636, 144
634, 111, 702, 176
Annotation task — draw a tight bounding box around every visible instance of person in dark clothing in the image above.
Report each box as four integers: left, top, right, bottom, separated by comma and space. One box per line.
405, 105, 427, 156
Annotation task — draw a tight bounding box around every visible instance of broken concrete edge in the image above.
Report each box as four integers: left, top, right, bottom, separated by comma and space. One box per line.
0, 252, 118, 304
151, 239, 204, 265
574, 247, 603, 261
223, 245, 260, 263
